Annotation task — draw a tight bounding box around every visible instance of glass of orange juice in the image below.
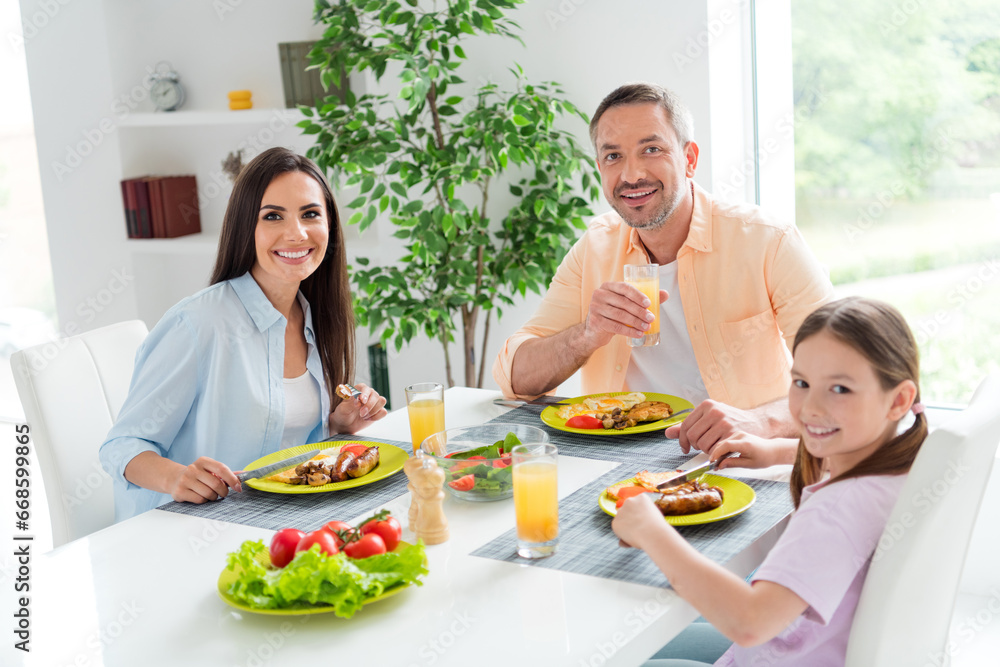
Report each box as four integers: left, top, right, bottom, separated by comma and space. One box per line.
512, 443, 558, 559
624, 263, 660, 347
405, 383, 445, 453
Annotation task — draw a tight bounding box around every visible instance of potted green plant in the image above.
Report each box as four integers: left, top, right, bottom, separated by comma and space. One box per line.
299, 0, 599, 387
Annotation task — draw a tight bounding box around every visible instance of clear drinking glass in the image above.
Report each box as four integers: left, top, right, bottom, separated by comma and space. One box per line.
512, 443, 559, 558
405, 382, 445, 453
624, 263, 660, 347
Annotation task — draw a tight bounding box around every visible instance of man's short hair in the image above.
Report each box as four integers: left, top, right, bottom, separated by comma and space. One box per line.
589, 83, 695, 149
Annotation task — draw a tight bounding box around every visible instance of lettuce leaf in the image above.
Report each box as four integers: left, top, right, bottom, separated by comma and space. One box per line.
224, 539, 428, 617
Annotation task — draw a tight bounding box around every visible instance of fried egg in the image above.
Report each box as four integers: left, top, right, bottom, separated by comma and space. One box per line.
556, 392, 646, 420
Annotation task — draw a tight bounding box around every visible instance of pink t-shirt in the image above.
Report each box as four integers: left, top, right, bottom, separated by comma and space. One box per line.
715, 474, 907, 667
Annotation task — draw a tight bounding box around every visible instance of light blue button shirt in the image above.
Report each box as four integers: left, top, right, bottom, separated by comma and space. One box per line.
99, 272, 330, 521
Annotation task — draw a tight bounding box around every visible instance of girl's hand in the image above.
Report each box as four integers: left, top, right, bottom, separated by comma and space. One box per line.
168, 456, 241, 503
708, 433, 799, 469
329, 382, 388, 434
612, 492, 673, 550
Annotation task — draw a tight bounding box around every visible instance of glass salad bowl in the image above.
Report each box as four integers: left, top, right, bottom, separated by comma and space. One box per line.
421, 423, 549, 501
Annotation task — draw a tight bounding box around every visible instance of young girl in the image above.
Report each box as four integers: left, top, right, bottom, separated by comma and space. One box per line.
613, 296, 928, 666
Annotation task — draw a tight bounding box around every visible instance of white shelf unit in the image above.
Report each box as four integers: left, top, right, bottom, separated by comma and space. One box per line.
118, 108, 304, 128
97, 0, 354, 326
124, 232, 219, 255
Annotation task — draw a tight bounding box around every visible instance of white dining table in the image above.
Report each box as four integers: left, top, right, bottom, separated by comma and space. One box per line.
8, 387, 793, 667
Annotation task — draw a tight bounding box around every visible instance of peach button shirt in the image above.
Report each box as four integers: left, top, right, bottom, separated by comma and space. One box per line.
492, 183, 834, 409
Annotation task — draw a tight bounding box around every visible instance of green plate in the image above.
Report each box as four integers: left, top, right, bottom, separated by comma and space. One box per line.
540, 392, 695, 436
243, 441, 408, 494
598, 473, 756, 526
217, 543, 413, 615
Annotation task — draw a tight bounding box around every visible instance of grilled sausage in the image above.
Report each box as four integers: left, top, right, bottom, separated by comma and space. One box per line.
346, 446, 380, 478
654, 484, 724, 516
328, 450, 357, 482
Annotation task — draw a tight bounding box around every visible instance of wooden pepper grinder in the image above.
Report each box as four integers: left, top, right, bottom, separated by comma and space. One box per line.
413, 455, 449, 545
403, 451, 425, 532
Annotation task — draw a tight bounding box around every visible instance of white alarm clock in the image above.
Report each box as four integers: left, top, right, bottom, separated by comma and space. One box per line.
149, 61, 185, 112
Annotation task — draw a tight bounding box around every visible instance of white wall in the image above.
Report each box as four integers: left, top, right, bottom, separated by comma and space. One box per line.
21, 0, 771, 410
20, 0, 136, 340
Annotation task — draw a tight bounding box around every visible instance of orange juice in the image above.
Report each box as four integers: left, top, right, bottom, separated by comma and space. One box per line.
630, 278, 660, 336
624, 263, 660, 347
513, 461, 559, 543
407, 398, 445, 450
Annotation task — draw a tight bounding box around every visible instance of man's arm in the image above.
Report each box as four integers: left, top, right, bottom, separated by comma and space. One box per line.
509, 283, 664, 396
665, 397, 798, 462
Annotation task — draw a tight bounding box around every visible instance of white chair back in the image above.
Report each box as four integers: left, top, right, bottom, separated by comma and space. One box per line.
10, 320, 148, 548
846, 373, 1000, 666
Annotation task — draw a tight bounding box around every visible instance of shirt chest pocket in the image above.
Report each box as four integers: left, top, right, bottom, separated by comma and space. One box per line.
717, 310, 790, 386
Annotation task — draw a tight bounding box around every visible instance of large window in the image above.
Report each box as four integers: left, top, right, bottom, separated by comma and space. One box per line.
790, 0, 1000, 404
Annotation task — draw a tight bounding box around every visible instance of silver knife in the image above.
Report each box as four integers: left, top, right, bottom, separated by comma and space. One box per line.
235, 449, 321, 484
493, 395, 570, 408
656, 452, 738, 490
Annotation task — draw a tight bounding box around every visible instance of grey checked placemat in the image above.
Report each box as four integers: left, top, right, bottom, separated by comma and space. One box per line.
488, 404, 691, 470
471, 467, 793, 589
155, 435, 412, 531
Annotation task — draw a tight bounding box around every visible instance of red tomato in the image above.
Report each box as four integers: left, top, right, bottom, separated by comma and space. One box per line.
449, 459, 482, 473
340, 444, 369, 457
615, 486, 653, 509
492, 455, 512, 469
448, 474, 475, 492
467, 455, 486, 459
322, 520, 355, 548
360, 515, 402, 552
343, 533, 387, 559
295, 529, 340, 557
269, 527, 305, 568
566, 415, 603, 429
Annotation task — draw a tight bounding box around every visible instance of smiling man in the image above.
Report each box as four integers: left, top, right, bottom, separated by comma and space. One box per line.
492, 83, 834, 460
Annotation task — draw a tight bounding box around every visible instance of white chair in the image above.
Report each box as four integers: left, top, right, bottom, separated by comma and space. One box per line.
846, 373, 1000, 666
10, 320, 148, 548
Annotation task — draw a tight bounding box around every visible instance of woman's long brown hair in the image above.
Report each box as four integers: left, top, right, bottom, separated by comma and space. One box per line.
789, 297, 927, 507
209, 147, 354, 412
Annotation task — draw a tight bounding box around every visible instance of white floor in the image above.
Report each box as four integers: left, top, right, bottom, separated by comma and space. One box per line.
2, 360, 999, 664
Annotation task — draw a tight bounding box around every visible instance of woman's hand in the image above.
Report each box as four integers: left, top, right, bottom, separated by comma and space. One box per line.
708, 434, 799, 470
612, 492, 674, 550
167, 456, 241, 503
329, 382, 388, 434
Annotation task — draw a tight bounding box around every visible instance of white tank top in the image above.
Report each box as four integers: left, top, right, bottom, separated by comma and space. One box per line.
282, 370, 321, 448
625, 260, 710, 404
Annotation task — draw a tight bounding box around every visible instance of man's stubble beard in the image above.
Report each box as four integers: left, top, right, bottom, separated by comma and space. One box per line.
613, 180, 685, 231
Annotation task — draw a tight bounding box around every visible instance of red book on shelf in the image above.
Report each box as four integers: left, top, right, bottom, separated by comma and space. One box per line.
133, 179, 152, 238
120, 179, 140, 239
160, 175, 201, 238
145, 177, 166, 238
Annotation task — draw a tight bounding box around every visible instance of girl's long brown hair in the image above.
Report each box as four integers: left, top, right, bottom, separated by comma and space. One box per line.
789, 297, 927, 507
210, 147, 354, 412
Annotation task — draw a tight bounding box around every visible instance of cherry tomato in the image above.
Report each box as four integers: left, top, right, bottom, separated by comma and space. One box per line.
343, 533, 387, 559
322, 520, 355, 548
615, 486, 653, 509
566, 415, 603, 429
360, 514, 402, 552
295, 529, 340, 557
448, 474, 475, 492
269, 527, 305, 568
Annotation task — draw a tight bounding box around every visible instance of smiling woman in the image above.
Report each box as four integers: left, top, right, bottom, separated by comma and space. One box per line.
99, 148, 388, 521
